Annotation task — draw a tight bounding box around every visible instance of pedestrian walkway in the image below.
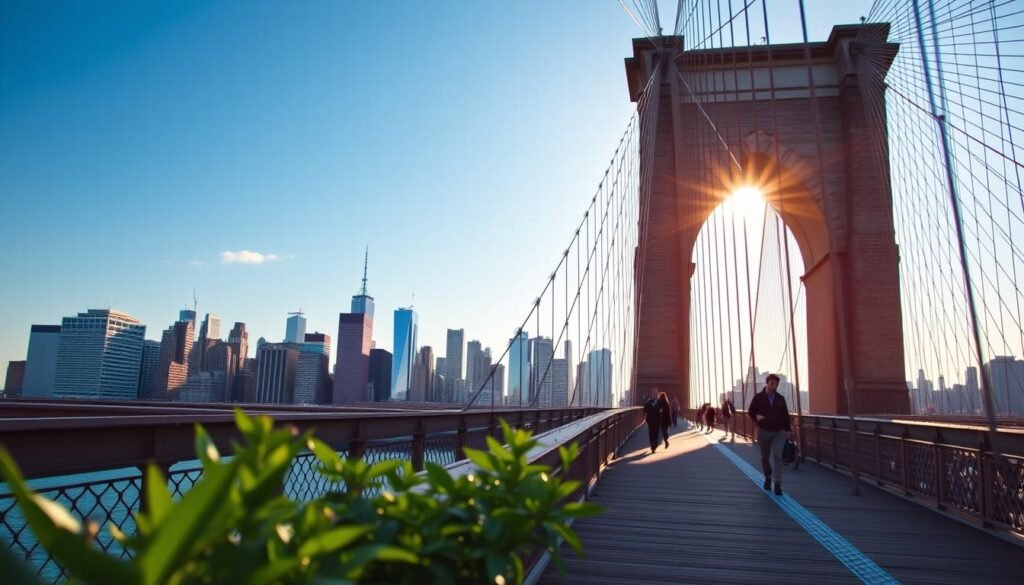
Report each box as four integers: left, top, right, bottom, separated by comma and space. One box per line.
540, 422, 1024, 584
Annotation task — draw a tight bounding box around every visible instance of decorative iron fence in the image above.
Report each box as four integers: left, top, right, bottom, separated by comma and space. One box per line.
688, 408, 1024, 542
0, 406, 616, 582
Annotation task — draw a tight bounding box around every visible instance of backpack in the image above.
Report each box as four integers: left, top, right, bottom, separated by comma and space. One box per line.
782, 439, 797, 465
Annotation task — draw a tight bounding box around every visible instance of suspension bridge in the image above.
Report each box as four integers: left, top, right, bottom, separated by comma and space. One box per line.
3, 0, 1024, 582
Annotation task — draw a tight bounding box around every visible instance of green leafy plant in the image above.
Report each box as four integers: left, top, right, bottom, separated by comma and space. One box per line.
0, 411, 601, 584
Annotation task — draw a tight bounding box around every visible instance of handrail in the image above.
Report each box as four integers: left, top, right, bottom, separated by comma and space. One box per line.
0, 406, 607, 479
687, 408, 1024, 544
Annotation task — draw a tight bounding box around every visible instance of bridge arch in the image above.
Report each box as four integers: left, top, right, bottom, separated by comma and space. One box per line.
628, 26, 911, 415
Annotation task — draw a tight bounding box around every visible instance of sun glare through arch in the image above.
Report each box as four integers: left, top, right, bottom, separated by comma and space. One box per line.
722, 185, 766, 223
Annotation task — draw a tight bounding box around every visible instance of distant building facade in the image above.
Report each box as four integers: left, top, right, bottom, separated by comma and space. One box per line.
4, 361, 25, 396
53, 309, 145, 400
137, 340, 161, 399
369, 348, 393, 402
21, 324, 61, 397
333, 313, 373, 403
508, 330, 529, 407
295, 332, 331, 405
255, 343, 299, 404
391, 308, 418, 400
155, 318, 195, 400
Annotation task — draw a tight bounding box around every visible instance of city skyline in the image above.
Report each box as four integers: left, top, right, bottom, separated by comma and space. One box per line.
0, 1, 875, 390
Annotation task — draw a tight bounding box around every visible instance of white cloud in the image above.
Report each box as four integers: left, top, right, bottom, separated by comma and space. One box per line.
220, 250, 281, 265
187, 260, 205, 267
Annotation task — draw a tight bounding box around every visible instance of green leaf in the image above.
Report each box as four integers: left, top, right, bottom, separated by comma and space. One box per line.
136, 459, 238, 585
561, 502, 603, 518
234, 408, 256, 436
297, 525, 372, 558
0, 449, 137, 585
462, 448, 495, 472
143, 464, 172, 525
373, 546, 420, 564
245, 558, 301, 585
424, 462, 456, 493
194, 424, 220, 466
485, 436, 513, 461
555, 481, 578, 500
558, 444, 579, 474
546, 521, 583, 554
367, 460, 400, 479
307, 437, 343, 473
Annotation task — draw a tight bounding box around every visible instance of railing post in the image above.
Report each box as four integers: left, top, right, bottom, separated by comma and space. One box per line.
900, 428, 911, 495
979, 437, 993, 528
934, 431, 945, 510
875, 423, 883, 486
349, 421, 365, 460
814, 417, 821, 462
831, 420, 839, 470
456, 415, 467, 461
411, 419, 426, 472
488, 412, 498, 439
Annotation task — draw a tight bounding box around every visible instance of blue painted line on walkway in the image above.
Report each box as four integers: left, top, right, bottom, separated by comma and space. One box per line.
701, 431, 901, 585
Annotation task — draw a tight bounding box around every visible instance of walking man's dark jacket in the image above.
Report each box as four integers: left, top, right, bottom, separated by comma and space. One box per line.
747, 390, 792, 432
643, 397, 664, 423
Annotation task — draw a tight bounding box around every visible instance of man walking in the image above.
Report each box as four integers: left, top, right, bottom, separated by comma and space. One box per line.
720, 397, 736, 441
643, 387, 666, 454
747, 374, 793, 495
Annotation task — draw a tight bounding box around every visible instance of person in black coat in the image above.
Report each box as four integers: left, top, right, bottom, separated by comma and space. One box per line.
720, 398, 736, 441
747, 374, 793, 495
657, 391, 672, 448
642, 388, 669, 453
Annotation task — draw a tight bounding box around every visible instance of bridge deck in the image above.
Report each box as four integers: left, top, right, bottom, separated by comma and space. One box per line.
542, 423, 1024, 584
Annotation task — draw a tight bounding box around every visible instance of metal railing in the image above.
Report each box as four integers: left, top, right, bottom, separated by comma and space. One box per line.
689, 408, 1024, 542
0, 406, 621, 582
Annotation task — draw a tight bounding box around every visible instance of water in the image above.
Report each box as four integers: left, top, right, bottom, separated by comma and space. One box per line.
0, 443, 464, 583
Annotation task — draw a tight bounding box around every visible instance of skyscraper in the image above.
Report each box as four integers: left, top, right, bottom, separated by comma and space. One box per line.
508, 330, 529, 407
295, 332, 331, 405
137, 340, 161, 399
445, 328, 465, 397
985, 356, 1024, 414
190, 312, 221, 376
285, 312, 307, 344
228, 322, 249, 401
493, 363, 506, 405
4, 361, 25, 396
255, 343, 299, 404
179, 309, 197, 330
369, 348, 393, 401
21, 324, 61, 397
550, 358, 569, 407
471, 348, 497, 406
391, 308, 419, 400
333, 313, 372, 404
965, 366, 980, 413
410, 346, 434, 402
155, 317, 195, 400
585, 349, 613, 407
333, 262, 376, 404
351, 248, 375, 318
529, 337, 554, 407
53, 309, 146, 400
200, 313, 221, 342
466, 340, 483, 395
564, 340, 574, 402
434, 356, 448, 402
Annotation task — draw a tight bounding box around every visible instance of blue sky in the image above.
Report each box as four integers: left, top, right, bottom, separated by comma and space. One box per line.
0, 1, 872, 375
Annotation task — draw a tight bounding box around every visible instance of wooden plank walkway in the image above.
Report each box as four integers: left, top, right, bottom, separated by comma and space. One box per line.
540, 423, 1024, 584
